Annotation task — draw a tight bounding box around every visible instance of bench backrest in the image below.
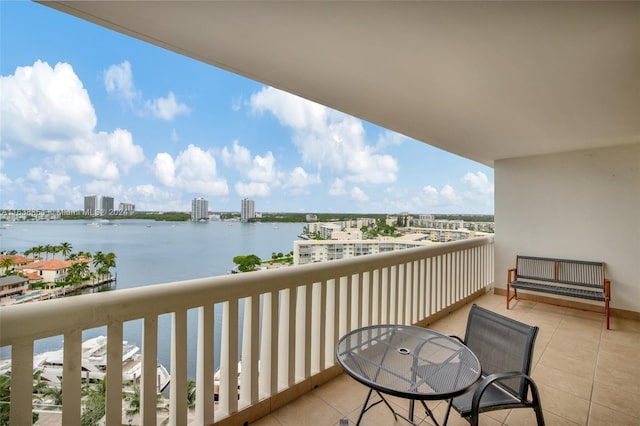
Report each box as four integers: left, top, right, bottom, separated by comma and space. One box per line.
516, 255, 605, 289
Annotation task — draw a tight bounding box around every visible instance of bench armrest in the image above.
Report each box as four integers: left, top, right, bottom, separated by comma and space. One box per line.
507, 268, 517, 284
604, 278, 611, 300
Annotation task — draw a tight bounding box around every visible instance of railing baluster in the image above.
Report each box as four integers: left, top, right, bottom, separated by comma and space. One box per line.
62, 329, 82, 426
105, 322, 123, 425
141, 316, 158, 426
10, 339, 32, 426
170, 309, 188, 424
196, 304, 214, 425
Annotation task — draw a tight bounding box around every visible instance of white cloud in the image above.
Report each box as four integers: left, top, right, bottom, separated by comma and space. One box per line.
0, 60, 145, 188
99, 129, 145, 171
70, 152, 120, 180
282, 167, 321, 194
124, 184, 185, 211
234, 181, 271, 197
221, 140, 251, 169
84, 180, 123, 198
221, 140, 285, 197
411, 184, 463, 210
247, 152, 277, 182
250, 87, 398, 184
440, 184, 463, 205
329, 178, 346, 196
376, 130, 407, 150
350, 186, 369, 202
1, 60, 96, 152
144, 91, 190, 121
462, 171, 494, 195
104, 61, 138, 105
153, 144, 228, 196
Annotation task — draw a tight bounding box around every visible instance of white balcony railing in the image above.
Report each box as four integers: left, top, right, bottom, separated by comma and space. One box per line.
0, 236, 494, 425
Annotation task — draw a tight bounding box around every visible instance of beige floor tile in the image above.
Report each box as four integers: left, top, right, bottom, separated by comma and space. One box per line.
271, 392, 344, 426
250, 413, 283, 426
537, 382, 590, 425
591, 381, 640, 420
245, 294, 640, 426
589, 401, 640, 426
313, 374, 371, 417
532, 363, 593, 401
538, 344, 597, 378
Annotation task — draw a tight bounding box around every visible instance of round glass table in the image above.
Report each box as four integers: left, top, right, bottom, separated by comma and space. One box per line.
336, 324, 481, 425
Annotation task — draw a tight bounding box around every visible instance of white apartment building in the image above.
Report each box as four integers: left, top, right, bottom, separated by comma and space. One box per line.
191, 197, 209, 221
118, 203, 135, 215
293, 234, 435, 265
306, 218, 377, 239
100, 196, 114, 215
241, 198, 255, 222
84, 195, 98, 216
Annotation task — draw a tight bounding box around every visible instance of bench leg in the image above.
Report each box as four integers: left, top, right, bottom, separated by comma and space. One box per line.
506, 283, 517, 310
605, 298, 610, 330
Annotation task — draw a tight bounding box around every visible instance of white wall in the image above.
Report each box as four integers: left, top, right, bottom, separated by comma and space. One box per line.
495, 143, 640, 313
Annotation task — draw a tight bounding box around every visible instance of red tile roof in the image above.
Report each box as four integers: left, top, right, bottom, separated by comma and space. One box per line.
0, 254, 35, 265
17, 259, 73, 271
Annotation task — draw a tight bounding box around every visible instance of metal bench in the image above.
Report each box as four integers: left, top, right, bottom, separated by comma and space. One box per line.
507, 255, 611, 329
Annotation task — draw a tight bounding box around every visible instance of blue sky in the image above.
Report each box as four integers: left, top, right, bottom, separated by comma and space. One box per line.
0, 2, 494, 214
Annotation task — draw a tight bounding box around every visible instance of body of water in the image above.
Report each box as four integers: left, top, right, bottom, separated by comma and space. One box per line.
0, 219, 304, 378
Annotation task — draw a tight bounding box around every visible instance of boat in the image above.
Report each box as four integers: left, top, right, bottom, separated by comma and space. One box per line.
213, 360, 260, 401
30, 336, 170, 392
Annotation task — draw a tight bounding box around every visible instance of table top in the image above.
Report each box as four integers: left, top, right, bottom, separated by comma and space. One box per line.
336, 324, 481, 401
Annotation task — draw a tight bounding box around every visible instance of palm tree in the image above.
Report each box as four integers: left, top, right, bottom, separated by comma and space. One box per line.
0, 372, 41, 424
81, 379, 106, 425
67, 262, 90, 286
123, 384, 169, 418
187, 379, 196, 411
59, 242, 73, 259
44, 244, 54, 260
41, 383, 63, 407
0, 257, 15, 275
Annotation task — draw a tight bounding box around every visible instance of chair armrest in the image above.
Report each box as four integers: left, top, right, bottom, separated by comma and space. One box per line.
447, 335, 464, 345
470, 371, 539, 425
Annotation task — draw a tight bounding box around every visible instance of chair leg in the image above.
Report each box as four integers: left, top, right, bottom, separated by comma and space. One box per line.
529, 379, 545, 426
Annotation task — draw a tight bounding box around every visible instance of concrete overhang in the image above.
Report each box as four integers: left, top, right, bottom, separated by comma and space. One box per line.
38, 1, 640, 167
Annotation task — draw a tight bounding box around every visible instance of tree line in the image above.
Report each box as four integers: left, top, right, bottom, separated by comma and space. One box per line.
0, 242, 116, 288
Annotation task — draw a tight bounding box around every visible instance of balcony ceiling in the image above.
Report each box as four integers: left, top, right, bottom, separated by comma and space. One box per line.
40, 1, 639, 167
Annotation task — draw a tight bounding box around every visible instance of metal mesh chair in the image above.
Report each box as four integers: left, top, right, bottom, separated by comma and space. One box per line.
444, 304, 545, 425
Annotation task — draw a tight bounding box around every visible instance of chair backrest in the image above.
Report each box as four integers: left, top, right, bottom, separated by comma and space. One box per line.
463, 304, 538, 399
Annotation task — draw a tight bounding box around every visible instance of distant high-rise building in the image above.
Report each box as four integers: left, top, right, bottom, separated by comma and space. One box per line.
119, 203, 135, 215
191, 198, 209, 221
84, 195, 98, 216
101, 196, 114, 216
241, 198, 255, 222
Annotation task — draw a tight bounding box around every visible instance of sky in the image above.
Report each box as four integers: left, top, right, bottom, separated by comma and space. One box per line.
0, 2, 494, 215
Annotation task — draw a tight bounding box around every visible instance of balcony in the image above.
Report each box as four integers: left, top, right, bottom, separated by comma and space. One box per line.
2, 237, 494, 425
253, 293, 640, 426
3, 236, 638, 425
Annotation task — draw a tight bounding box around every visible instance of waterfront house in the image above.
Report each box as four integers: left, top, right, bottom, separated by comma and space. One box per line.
0, 276, 29, 301
2, 2, 638, 425
16, 259, 73, 284
0, 254, 35, 275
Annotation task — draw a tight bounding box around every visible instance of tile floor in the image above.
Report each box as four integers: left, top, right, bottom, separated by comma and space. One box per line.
251, 293, 640, 426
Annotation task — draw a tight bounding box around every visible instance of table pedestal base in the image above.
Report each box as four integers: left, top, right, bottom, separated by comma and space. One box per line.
356, 388, 443, 426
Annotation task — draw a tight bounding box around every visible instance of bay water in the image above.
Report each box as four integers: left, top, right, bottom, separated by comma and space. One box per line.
0, 219, 304, 379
